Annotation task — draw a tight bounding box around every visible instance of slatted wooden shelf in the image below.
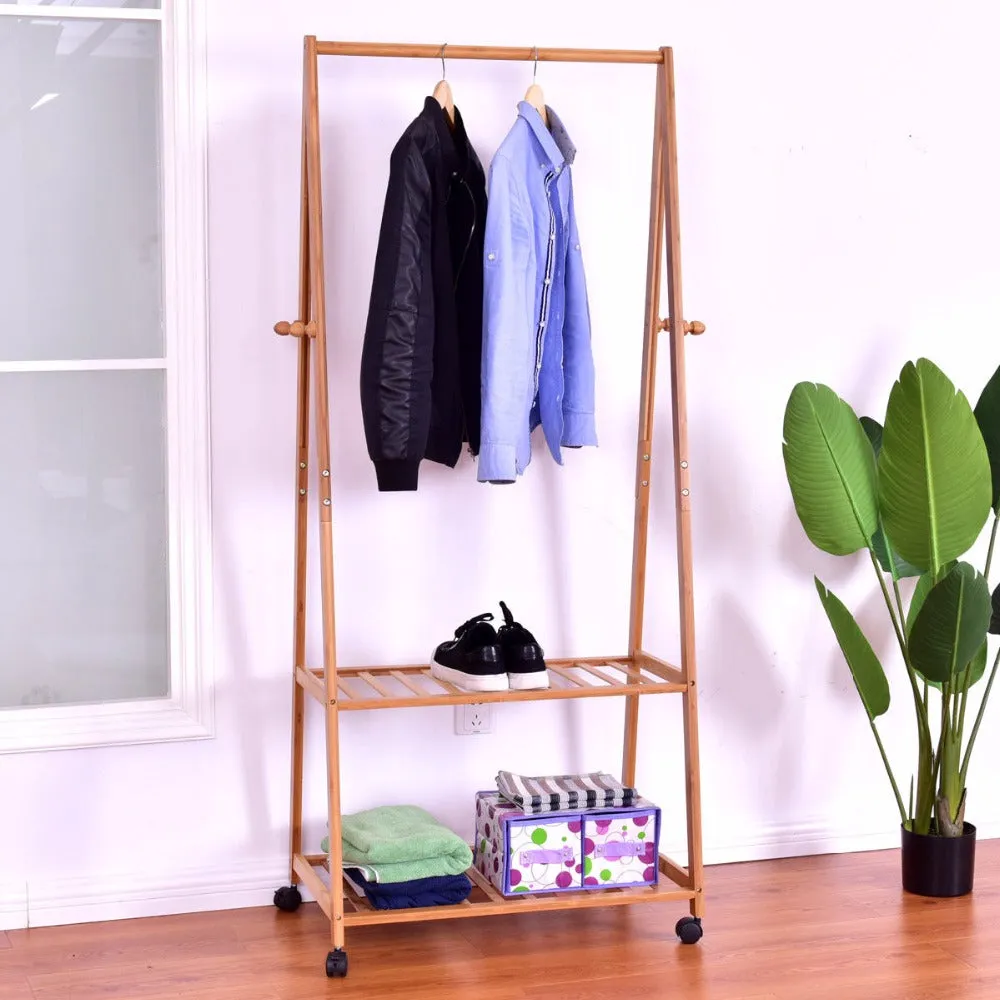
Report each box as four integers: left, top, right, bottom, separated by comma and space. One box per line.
296, 653, 687, 710
295, 851, 696, 927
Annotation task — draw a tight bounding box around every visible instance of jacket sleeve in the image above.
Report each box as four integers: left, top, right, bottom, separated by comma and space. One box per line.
478, 154, 535, 483
561, 178, 597, 448
360, 139, 434, 492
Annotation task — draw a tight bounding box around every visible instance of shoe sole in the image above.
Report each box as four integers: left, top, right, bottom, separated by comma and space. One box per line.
508, 671, 550, 691
430, 657, 509, 692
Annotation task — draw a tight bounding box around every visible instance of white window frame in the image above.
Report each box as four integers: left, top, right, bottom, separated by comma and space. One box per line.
0, 1, 213, 753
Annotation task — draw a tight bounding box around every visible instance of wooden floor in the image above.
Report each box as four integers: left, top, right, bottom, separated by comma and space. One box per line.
3, 843, 1000, 999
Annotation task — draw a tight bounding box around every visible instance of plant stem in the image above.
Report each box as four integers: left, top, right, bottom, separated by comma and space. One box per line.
868, 550, 930, 732
892, 575, 907, 639
869, 716, 907, 825
961, 647, 1000, 787
870, 550, 907, 654
986, 512, 1000, 581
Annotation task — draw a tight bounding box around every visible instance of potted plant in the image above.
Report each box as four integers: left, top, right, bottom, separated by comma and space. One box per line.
782, 358, 1000, 896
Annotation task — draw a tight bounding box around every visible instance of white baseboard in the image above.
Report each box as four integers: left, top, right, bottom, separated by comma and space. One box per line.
0, 857, 304, 932
4, 820, 997, 932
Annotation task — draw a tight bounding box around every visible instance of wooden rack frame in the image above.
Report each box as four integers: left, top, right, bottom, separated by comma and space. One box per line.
273, 37, 706, 977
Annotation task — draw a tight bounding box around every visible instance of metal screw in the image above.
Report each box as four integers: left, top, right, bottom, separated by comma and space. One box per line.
682, 488, 690, 496
641, 480, 649, 487
323, 498, 331, 506
680, 460, 689, 469
322, 469, 330, 477
643, 454, 650, 461
299, 461, 306, 469
299, 488, 306, 495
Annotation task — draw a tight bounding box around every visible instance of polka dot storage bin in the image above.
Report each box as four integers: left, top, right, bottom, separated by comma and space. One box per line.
473, 791, 661, 897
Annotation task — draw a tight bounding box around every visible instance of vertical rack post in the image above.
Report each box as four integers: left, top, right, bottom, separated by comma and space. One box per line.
303, 34, 347, 950
622, 57, 667, 787
661, 45, 705, 914
286, 34, 314, 885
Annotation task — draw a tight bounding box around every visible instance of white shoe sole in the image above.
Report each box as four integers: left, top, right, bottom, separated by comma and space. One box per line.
430, 657, 509, 692
508, 670, 550, 691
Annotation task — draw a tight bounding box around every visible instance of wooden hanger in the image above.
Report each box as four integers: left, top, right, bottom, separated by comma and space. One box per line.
523, 47, 549, 128
432, 44, 455, 127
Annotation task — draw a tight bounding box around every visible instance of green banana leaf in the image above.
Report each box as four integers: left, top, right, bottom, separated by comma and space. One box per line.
815, 577, 890, 719
908, 562, 991, 684
879, 359, 991, 575
859, 415, 921, 579
974, 363, 1000, 513
783, 384, 879, 556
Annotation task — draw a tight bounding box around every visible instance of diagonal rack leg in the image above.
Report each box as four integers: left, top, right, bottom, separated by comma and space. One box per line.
301, 35, 347, 953
661, 46, 705, 918
621, 48, 705, 920
623, 59, 667, 788
286, 33, 314, 888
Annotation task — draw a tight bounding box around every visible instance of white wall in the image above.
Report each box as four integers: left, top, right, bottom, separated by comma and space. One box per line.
4, 0, 1000, 929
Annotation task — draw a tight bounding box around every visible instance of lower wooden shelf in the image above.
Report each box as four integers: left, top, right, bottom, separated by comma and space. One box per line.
297, 851, 697, 927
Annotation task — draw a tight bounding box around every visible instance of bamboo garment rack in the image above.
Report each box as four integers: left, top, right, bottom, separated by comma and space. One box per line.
272, 37, 707, 979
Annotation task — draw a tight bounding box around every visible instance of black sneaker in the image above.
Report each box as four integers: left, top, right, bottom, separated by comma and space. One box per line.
430, 613, 508, 692
498, 601, 549, 690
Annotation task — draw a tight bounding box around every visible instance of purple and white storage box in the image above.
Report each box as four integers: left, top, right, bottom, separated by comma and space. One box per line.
473, 791, 660, 897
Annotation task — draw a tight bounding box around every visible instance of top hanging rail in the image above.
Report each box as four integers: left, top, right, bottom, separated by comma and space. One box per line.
315, 41, 664, 64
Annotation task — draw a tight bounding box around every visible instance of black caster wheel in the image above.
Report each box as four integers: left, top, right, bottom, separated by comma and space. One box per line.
273, 886, 302, 913
326, 948, 349, 978
676, 915, 703, 944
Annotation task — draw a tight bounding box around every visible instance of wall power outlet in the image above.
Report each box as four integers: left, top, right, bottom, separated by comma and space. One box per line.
454, 702, 495, 735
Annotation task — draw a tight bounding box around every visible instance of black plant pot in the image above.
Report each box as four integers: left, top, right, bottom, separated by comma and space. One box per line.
901, 822, 977, 897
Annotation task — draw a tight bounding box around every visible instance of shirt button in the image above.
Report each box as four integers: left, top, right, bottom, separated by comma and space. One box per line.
487, 253, 496, 261
575, 243, 581, 251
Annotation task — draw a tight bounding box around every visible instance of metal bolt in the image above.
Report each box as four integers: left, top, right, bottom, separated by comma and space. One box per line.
641, 480, 649, 487
322, 469, 330, 477
680, 461, 689, 469
299, 461, 306, 469
323, 498, 331, 506
682, 488, 690, 496
299, 488, 306, 495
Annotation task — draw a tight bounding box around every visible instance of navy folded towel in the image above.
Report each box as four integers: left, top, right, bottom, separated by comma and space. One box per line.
347, 869, 472, 910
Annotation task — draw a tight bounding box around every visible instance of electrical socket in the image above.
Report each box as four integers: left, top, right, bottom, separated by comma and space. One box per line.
454, 702, 495, 735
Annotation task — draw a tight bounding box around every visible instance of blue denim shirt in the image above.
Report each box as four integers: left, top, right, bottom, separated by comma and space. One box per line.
478, 103, 597, 483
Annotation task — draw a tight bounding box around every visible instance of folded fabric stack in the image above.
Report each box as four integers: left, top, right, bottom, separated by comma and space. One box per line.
496, 770, 637, 815
322, 804, 473, 910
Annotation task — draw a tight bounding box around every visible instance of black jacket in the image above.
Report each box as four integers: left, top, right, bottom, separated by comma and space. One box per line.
360, 99, 487, 491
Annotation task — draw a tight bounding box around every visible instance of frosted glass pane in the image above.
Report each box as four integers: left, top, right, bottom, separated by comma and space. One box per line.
0, 370, 169, 709
0, 17, 163, 361
0, 2, 159, 11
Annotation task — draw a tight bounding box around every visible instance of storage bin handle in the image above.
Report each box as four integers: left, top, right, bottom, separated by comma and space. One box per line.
593, 841, 645, 860
519, 845, 574, 865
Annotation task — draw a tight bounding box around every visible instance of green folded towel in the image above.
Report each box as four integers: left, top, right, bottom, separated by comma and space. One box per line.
320, 805, 473, 883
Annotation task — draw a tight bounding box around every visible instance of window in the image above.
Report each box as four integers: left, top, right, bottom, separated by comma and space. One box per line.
0, 0, 211, 751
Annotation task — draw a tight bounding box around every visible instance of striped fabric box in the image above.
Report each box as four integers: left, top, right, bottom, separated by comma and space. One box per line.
473, 791, 661, 897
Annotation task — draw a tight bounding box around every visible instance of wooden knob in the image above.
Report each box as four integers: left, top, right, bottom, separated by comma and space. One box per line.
659, 318, 706, 336
274, 321, 315, 338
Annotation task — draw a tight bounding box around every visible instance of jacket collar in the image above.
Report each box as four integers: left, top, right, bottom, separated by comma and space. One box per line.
423, 96, 471, 173
518, 101, 577, 168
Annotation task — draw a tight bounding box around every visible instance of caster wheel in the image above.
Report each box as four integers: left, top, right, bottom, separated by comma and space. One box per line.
326, 948, 349, 978
676, 915, 703, 944
273, 886, 302, 913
